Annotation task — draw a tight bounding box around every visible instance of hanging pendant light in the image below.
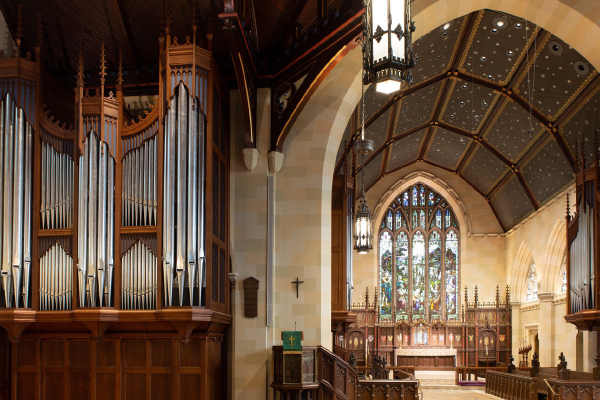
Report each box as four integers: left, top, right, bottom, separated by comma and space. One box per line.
353, 76, 374, 254
363, 0, 416, 94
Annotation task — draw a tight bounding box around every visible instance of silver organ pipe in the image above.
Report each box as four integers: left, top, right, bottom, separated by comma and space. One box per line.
39, 244, 73, 311
121, 241, 157, 310
163, 82, 205, 306
569, 188, 596, 314
77, 131, 115, 307
122, 137, 157, 226
40, 142, 74, 229
0, 94, 33, 308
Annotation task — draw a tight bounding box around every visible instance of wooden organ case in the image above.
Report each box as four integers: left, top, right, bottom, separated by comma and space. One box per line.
565, 140, 600, 330
0, 16, 230, 400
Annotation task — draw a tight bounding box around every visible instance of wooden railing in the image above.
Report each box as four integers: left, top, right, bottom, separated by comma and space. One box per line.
318, 346, 359, 400
486, 370, 538, 400
357, 365, 416, 378
455, 366, 530, 385
356, 379, 419, 400
544, 378, 600, 400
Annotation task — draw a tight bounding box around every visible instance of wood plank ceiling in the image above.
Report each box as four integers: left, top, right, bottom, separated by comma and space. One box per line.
0, 0, 343, 74
336, 9, 599, 231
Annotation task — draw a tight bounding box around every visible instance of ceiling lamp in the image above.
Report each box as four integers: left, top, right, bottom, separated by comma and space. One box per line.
353, 79, 375, 254
363, 0, 416, 94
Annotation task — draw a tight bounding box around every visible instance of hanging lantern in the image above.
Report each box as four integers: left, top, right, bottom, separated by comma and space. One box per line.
363, 0, 415, 94
354, 192, 374, 254
353, 138, 374, 254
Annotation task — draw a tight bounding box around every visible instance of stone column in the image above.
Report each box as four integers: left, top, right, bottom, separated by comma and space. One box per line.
537, 293, 554, 366
582, 331, 599, 372
510, 301, 521, 362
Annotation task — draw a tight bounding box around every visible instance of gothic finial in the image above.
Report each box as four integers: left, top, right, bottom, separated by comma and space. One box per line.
36, 12, 43, 47
76, 48, 84, 88
365, 287, 369, 307
474, 285, 479, 306
117, 50, 124, 86
496, 285, 500, 306
566, 192, 570, 221
16, 4, 22, 43
506, 285, 510, 303
165, 0, 172, 33
99, 43, 106, 85
464, 286, 468, 304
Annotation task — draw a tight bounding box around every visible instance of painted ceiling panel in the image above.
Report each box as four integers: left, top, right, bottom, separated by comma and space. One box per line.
459, 10, 535, 86
363, 84, 392, 121
491, 175, 535, 229
514, 34, 597, 121
357, 150, 385, 192
366, 109, 392, 152
483, 98, 546, 162
521, 138, 574, 205
411, 15, 466, 83
560, 87, 600, 167
386, 129, 426, 172
439, 80, 500, 134
425, 128, 472, 170
461, 144, 509, 193
393, 81, 443, 136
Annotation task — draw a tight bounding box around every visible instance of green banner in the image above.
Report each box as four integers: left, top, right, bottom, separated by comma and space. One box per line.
282, 331, 302, 352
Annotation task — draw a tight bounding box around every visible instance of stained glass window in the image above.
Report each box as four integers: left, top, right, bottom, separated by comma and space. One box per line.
445, 230, 458, 316
395, 232, 409, 314
380, 232, 393, 319
386, 210, 393, 230
428, 232, 442, 314
561, 269, 566, 293
526, 263, 538, 301
378, 183, 460, 320
412, 232, 425, 314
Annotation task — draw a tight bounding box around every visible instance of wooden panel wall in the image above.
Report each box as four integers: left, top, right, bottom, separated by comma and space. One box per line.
10, 336, 223, 400
0, 331, 8, 400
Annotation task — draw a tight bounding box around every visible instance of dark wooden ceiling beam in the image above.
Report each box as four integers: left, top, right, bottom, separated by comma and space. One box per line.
449, 13, 479, 72
114, 0, 141, 67
554, 74, 600, 128
275, 0, 311, 53
487, 169, 513, 200
516, 169, 540, 210
505, 29, 550, 90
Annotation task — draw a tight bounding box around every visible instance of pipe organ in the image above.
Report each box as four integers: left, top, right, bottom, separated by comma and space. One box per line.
163, 82, 205, 307
0, 16, 230, 400
565, 141, 600, 330
122, 136, 157, 227
77, 131, 115, 307
39, 243, 73, 311
0, 94, 33, 309
41, 141, 74, 229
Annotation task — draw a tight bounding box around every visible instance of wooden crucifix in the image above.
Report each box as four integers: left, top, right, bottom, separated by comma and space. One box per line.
292, 277, 304, 298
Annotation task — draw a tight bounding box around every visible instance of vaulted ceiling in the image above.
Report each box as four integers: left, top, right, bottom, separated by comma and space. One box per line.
336, 9, 600, 231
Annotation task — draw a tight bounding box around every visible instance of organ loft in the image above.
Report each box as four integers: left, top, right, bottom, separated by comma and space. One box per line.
0, 1, 599, 400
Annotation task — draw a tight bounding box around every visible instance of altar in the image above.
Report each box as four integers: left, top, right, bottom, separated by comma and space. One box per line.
396, 348, 457, 370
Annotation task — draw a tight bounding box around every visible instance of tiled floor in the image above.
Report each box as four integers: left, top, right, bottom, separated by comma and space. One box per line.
422, 389, 501, 399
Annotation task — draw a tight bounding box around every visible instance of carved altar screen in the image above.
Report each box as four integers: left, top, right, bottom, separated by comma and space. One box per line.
379, 183, 460, 322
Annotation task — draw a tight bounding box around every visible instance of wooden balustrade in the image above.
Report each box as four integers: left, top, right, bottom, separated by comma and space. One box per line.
544, 378, 600, 400
486, 370, 538, 400
356, 379, 419, 400
455, 366, 530, 385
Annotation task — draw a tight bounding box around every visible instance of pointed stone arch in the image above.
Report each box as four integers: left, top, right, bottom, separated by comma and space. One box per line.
542, 219, 567, 294
511, 242, 535, 301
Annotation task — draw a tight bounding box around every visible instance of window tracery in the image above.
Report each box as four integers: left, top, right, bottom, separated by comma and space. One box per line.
526, 262, 538, 301
378, 183, 460, 321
